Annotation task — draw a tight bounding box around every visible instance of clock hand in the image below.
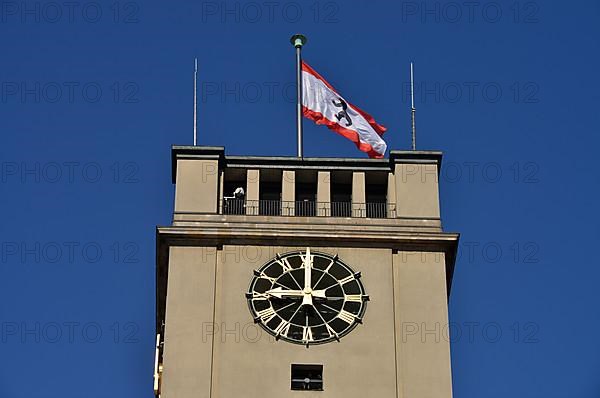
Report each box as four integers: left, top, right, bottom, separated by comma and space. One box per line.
266, 288, 325, 302
266, 287, 305, 299
302, 247, 313, 306
303, 247, 312, 290
309, 289, 327, 298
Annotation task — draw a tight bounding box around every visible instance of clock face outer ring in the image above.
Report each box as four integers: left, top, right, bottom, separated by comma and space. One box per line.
246, 249, 368, 346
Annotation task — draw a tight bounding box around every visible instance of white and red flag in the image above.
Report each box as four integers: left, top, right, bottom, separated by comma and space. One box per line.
301, 61, 387, 158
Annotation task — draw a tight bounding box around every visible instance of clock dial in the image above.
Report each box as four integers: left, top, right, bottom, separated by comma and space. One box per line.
246, 248, 369, 346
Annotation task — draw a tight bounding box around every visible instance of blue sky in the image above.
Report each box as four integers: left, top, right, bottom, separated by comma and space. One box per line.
1, 0, 600, 397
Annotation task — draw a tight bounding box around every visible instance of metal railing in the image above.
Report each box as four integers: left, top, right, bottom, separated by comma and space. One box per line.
221, 198, 246, 215
221, 199, 396, 218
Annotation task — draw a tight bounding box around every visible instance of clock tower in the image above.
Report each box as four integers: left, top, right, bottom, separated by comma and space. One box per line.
154, 146, 459, 398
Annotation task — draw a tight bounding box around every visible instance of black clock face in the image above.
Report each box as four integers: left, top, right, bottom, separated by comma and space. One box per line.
246, 248, 369, 346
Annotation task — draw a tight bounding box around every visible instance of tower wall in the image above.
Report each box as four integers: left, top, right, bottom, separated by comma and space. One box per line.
156, 146, 458, 398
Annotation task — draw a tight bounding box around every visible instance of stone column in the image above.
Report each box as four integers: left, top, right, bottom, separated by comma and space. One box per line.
246, 169, 260, 215
387, 172, 396, 218
317, 171, 331, 216
218, 169, 224, 214
352, 172, 366, 218
281, 170, 295, 216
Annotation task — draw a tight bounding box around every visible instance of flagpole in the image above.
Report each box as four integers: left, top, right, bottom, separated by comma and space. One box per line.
193, 57, 198, 146
291, 34, 307, 158
410, 62, 416, 151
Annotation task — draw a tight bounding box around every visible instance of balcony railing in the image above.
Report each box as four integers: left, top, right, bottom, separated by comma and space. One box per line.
221, 199, 396, 218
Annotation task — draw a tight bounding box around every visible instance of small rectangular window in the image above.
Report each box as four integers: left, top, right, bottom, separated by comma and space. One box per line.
291, 364, 323, 391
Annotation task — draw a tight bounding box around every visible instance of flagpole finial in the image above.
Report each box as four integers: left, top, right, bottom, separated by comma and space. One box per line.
290, 34, 307, 48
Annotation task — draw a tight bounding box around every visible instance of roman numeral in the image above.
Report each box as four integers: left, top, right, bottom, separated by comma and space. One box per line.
338, 272, 361, 285
300, 253, 313, 265
345, 294, 363, 302
247, 292, 269, 300
337, 310, 357, 324
255, 307, 276, 323
302, 326, 314, 342
274, 255, 293, 272
274, 320, 290, 338
325, 323, 340, 340
254, 270, 276, 283
322, 254, 339, 272
324, 260, 335, 273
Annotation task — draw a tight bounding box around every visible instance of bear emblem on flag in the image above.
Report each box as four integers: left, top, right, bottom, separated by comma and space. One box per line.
332, 98, 353, 127
301, 61, 388, 158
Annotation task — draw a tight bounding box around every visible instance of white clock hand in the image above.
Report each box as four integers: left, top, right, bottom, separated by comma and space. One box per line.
302, 247, 313, 306
310, 289, 327, 298
303, 247, 312, 290
266, 287, 305, 299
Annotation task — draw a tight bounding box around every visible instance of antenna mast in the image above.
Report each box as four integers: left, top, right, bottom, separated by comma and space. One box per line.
410, 62, 416, 151
193, 57, 198, 146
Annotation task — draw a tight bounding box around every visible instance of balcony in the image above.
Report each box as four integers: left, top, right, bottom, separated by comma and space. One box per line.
221, 199, 396, 218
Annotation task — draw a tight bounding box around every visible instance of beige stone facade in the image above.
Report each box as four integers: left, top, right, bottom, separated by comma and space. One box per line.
155, 146, 459, 398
